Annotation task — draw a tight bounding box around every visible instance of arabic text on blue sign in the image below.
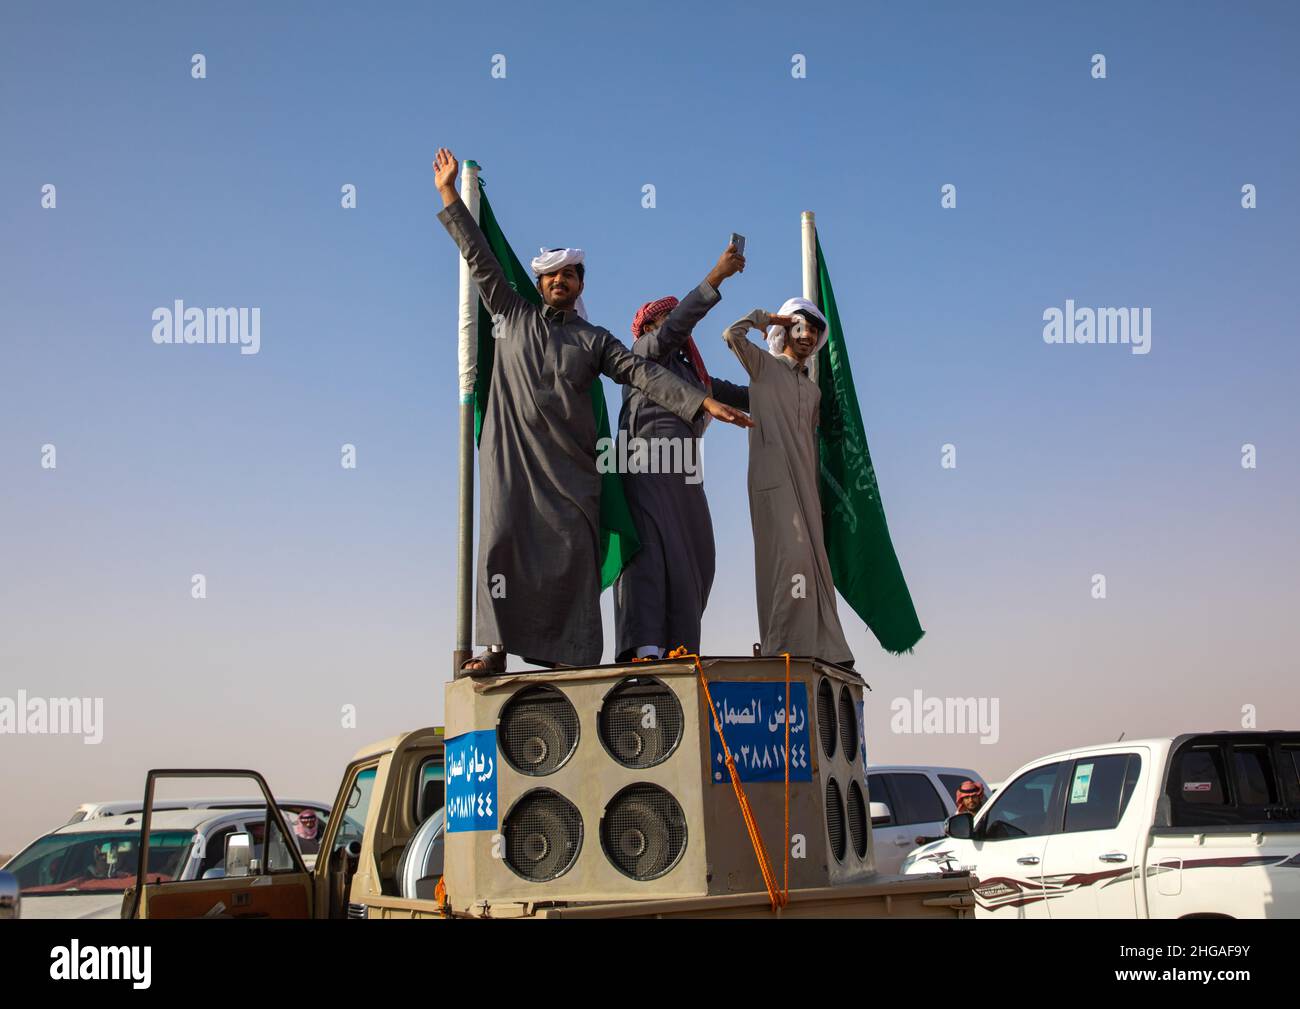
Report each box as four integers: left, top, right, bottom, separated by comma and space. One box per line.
445, 729, 498, 833
708, 682, 812, 783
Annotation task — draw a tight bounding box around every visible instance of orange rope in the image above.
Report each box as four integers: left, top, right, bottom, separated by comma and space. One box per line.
670, 647, 786, 912
783, 651, 791, 905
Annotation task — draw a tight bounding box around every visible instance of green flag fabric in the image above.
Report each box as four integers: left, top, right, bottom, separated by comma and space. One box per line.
815, 234, 924, 654
470, 176, 640, 589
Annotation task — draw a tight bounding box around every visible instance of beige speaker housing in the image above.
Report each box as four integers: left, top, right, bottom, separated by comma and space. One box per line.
443, 656, 872, 914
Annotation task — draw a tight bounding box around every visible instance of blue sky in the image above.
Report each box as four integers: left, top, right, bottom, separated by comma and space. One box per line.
1, 1, 1297, 850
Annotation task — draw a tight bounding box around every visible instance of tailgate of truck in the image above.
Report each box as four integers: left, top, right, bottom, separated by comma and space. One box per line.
535, 872, 976, 919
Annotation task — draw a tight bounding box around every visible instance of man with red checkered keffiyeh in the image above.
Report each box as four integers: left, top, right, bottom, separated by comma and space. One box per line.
614, 243, 750, 661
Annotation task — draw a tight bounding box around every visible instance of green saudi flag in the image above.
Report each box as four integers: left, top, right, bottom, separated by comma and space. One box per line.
815, 234, 925, 654
470, 174, 640, 590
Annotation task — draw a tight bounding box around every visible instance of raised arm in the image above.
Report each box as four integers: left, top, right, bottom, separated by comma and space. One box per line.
635, 244, 745, 361
598, 330, 752, 429
723, 308, 775, 379
710, 377, 750, 412
433, 148, 528, 320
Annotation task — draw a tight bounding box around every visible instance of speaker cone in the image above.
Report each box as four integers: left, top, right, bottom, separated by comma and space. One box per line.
503, 788, 582, 882
817, 677, 837, 760
837, 684, 859, 764
599, 676, 683, 769
826, 777, 846, 862
847, 779, 868, 859
499, 684, 579, 776
601, 783, 687, 881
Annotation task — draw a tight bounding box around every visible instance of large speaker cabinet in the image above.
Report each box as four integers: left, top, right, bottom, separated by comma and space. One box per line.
442, 656, 873, 913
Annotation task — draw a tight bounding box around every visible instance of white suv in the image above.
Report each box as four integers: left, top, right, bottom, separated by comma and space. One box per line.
867, 765, 989, 874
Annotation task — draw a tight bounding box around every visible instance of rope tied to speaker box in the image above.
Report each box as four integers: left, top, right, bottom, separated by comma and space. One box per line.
668, 647, 791, 912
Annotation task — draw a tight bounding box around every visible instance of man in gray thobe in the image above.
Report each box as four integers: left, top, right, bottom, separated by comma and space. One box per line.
432, 148, 751, 671
723, 298, 854, 666
614, 246, 750, 661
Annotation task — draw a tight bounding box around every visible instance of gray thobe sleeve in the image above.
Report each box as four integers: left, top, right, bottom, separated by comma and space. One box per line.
723, 309, 772, 379
711, 377, 750, 412
633, 281, 721, 361
598, 330, 708, 424
436, 198, 530, 320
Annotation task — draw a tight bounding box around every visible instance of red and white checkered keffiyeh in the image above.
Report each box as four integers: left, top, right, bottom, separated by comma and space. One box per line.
632, 296, 711, 392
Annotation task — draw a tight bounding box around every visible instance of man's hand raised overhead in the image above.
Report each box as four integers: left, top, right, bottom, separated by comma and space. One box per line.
433, 147, 459, 207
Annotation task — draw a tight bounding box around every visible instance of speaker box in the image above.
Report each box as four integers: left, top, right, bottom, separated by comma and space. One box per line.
442, 656, 872, 913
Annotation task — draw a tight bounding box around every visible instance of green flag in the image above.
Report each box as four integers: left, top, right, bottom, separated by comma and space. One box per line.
470, 175, 640, 590
815, 234, 924, 654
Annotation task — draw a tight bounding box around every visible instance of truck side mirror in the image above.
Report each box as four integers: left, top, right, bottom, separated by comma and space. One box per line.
869, 801, 892, 827
224, 832, 253, 877
0, 871, 20, 920
945, 813, 974, 840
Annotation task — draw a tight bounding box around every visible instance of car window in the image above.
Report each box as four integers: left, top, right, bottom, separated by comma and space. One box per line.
415, 757, 445, 823
332, 765, 378, 857
7, 830, 194, 894
1062, 754, 1140, 832
198, 825, 238, 877
1232, 746, 1277, 806
1173, 745, 1227, 806
1281, 747, 1300, 806
241, 814, 303, 875
887, 773, 948, 826
866, 774, 894, 824
982, 763, 1062, 840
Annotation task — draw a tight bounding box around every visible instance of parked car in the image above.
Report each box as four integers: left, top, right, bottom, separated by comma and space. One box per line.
901, 731, 1300, 918
866, 765, 989, 874
5, 803, 327, 919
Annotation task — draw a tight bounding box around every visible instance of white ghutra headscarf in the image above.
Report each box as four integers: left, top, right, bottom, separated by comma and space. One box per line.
765, 296, 829, 356
531, 247, 588, 321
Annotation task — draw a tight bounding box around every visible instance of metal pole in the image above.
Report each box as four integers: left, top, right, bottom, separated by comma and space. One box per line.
801, 210, 819, 384
453, 160, 481, 677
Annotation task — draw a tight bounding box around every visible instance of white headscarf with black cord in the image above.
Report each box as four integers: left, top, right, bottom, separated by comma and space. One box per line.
765, 296, 829, 356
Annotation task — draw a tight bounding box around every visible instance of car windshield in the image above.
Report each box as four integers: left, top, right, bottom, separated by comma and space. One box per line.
6, 830, 194, 895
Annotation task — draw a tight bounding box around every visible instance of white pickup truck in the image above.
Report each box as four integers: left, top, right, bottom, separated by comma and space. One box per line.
902, 731, 1300, 918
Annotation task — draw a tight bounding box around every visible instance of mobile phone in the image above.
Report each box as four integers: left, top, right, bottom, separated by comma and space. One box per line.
729, 233, 746, 256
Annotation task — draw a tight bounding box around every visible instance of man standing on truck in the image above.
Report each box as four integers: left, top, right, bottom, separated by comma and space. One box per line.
614, 246, 749, 661
433, 148, 752, 672
722, 300, 854, 667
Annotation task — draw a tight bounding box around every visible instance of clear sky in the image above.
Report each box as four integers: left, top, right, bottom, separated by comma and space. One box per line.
2, 1, 1297, 853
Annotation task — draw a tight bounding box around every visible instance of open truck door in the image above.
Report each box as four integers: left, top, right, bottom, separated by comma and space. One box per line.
125, 769, 314, 920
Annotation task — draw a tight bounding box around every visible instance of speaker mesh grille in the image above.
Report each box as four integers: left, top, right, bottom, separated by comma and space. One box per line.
816, 678, 837, 760
499, 684, 579, 776
599, 677, 683, 768
504, 788, 582, 882
601, 783, 687, 881
837, 685, 859, 763
847, 780, 868, 859
826, 777, 846, 862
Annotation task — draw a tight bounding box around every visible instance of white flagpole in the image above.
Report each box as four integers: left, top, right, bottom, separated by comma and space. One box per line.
801, 210, 819, 384
453, 159, 481, 677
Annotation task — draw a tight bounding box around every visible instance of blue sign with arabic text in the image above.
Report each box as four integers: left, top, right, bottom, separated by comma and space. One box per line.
445, 729, 498, 832
707, 682, 811, 783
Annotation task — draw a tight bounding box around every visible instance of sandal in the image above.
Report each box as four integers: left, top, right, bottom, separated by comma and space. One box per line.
460, 648, 506, 674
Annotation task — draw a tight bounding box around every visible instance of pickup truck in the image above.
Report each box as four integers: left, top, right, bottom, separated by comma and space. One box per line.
901, 731, 1300, 918
122, 711, 976, 920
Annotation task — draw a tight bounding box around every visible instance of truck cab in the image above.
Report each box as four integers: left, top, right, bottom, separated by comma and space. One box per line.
124, 728, 445, 920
